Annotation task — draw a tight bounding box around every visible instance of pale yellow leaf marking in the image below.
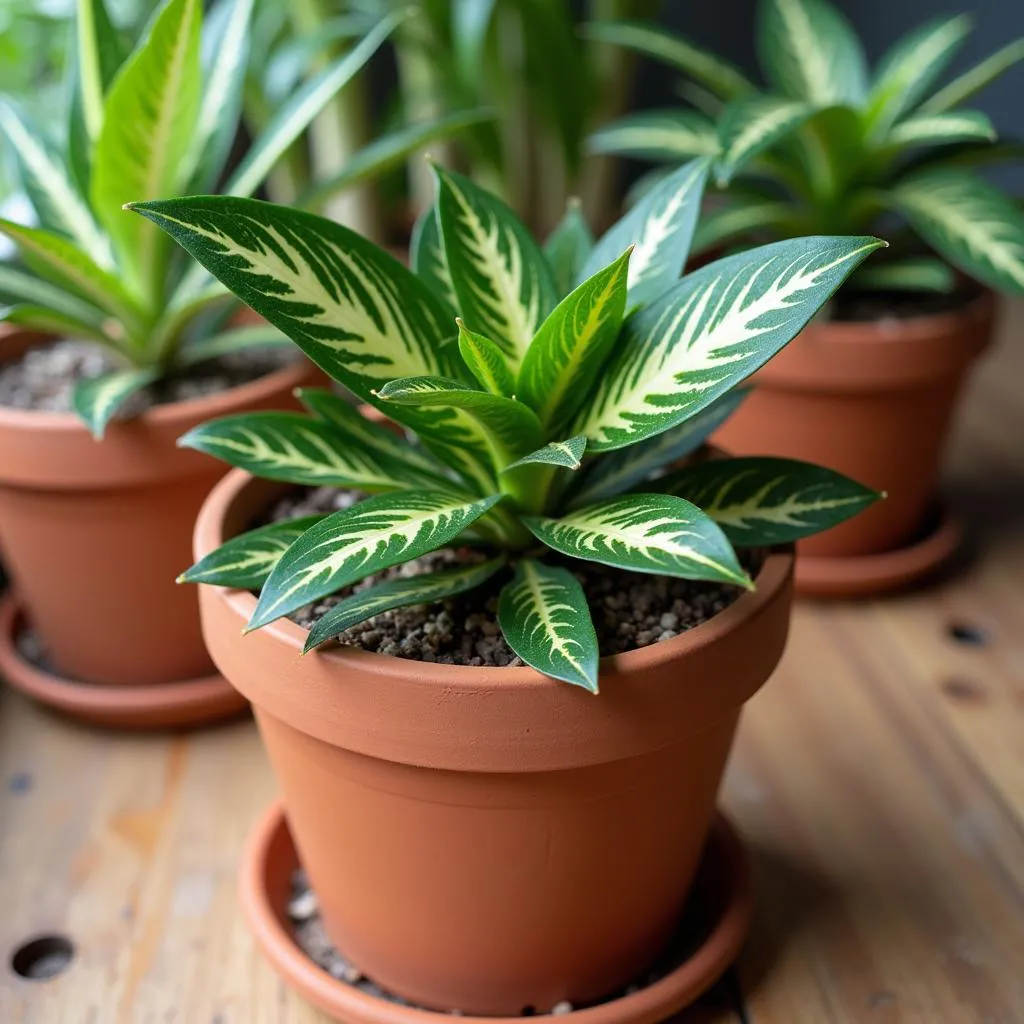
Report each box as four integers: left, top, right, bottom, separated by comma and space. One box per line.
515, 562, 591, 679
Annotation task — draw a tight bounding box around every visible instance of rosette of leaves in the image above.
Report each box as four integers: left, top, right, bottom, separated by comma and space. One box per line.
130, 159, 883, 691
589, 0, 1024, 296
0, 0, 463, 436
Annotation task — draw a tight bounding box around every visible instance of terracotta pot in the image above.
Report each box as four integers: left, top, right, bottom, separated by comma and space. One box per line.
0, 325, 320, 687
195, 470, 795, 1015
715, 293, 994, 560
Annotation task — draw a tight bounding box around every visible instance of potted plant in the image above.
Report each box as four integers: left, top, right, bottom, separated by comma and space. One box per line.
131, 160, 881, 1014
0, 0, 414, 726
590, 0, 1024, 595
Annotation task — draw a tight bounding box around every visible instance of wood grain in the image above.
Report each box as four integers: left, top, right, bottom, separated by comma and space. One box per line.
2, 301, 1023, 1023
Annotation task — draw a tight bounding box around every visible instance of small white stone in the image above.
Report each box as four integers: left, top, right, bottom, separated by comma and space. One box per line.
551, 1001, 573, 1015
343, 964, 363, 984
287, 889, 318, 921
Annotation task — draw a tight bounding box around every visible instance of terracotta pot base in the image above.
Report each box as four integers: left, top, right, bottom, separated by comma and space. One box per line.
794, 502, 962, 598
0, 592, 247, 729
239, 801, 752, 1024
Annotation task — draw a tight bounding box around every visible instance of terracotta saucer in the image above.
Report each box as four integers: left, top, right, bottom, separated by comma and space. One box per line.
0, 592, 247, 729
239, 801, 752, 1024
794, 503, 963, 599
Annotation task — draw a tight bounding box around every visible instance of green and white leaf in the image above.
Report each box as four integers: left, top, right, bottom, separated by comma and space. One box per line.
410, 203, 457, 315
657, 456, 881, 545
573, 235, 884, 451
691, 198, 795, 256
497, 559, 599, 691
887, 170, 1024, 295
180, 515, 325, 589
75, 0, 125, 142
249, 489, 503, 630
523, 493, 751, 587
544, 200, 594, 297
434, 165, 557, 374
715, 95, 815, 184
588, 110, 719, 162
457, 320, 516, 397
920, 37, 1024, 114
847, 257, 956, 293
503, 436, 587, 473
580, 158, 709, 311
303, 555, 507, 653
884, 111, 996, 151
176, 324, 291, 367
72, 367, 159, 438
0, 263, 113, 328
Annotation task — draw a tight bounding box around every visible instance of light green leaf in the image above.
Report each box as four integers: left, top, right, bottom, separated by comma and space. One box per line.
524, 493, 750, 587
585, 20, 753, 99
180, 515, 325, 589
410, 203, 457, 315
457, 320, 516, 397
657, 456, 881, 545
91, 0, 203, 299
75, 0, 126, 142
0, 263, 113, 328
517, 247, 631, 433
434, 165, 557, 374
569, 390, 747, 506
1, 304, 111, 344
580, 158, 709, 311
176, 324, 291, 367
588, 110, 720, 162
72, 367, 159, 438
503, 436, 587, 473
921, 37, 1024, 114
544, 200, 594, 297
864, 15, 970, 138
847, 258, 956, 293
715, 95, 815, 184
888, 170, 1024, 295
303, 555, 507, 653
573, 235, 885, 451
249, 489, 504, 630
691, 198, 795, 256
884, 111, 996, 151
178, 411, 425, 491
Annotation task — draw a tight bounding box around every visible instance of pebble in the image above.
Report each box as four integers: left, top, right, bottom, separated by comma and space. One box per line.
551, 1001, 574, 1014
287, 890, 318, 921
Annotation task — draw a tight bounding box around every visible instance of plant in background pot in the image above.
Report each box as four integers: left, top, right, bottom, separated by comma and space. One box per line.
130, 159, 880, 1015
590, 0, 1024, 594
0, 0, 409, 725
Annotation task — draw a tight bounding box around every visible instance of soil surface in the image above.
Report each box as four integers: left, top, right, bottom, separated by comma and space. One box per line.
0, 338, 298, 414
830, 286, 981, 323
259, 486, 762, 666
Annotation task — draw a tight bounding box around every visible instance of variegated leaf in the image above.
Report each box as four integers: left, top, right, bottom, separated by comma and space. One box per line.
759, 0, 868, 106
1, 304, 110, 344
573, 236, 884, 451
544, 199, 594, 298
457, 320, 515, 397
72, 367, 159, 438
887, 170, 1024, 295
497, 559, 599, 691
580, 158, 709, 311
0, 263, 112, 328
249, 490, 504, 630
657, 457, 881, 545
75, 0, 126, 141
569, 390, 747, 507
884, 111, 996, 151
180, 515, 325, 589
503, 436, 587, 473
178, 411, 424, 491
434, 165, 557, 373
517, 247, 631, 433
176, 324, 291, 367
303, 555, 507, 653
715, 95, 815, 184
588, 110, 720, 163
921, 37, 1024, 114
410, 203, 457, 314
848, 258, 955, 293
523, 493, 750, 587
691, 198, 795, 256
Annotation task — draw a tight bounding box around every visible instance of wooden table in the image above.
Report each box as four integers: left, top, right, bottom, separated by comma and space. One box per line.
2, 302, 1022, 1024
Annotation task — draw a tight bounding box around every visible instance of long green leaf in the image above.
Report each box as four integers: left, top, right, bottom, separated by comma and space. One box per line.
517, 247, 631, 433
544, 200, 594, 298
176, 324, 290, 367
303, 554, 507, 653
573, 236, 884, 451
0, 263, 113, 327
920, 37, 1024, 114
848, 258, 955, 293
76, 0, 126, 142
180, 515, 325, 589
249, 490, 503, 630
503, 436, 587, 473
497, 559, 599, 691
524, 493, 750, 587
657, 457, 881, 545
715, 95, 815, 184
884, 111, 996, 151
457, 320, 516, 397
410, 203, 458, 315
72, 368, 159, 438
690, 198, 795, 256
1, 304, 110, 344
589, 110, 720, 163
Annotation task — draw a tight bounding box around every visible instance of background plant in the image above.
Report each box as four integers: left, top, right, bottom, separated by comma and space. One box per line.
589, 0, 1024, 297
133, 160, 881, 690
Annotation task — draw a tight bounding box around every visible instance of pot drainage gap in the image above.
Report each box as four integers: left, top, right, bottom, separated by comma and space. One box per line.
10, 934, 75, 980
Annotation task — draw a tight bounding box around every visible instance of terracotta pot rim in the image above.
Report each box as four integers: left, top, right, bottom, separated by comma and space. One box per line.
197, 468, 794, 691
239, 801, 753, 1024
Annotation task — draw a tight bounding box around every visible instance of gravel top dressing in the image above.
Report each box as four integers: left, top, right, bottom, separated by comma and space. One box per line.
0, 338, 298, 415
259, 486, 762, 666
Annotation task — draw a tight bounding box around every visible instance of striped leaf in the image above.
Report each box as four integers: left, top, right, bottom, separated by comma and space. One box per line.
863, 16, 970, 138
921, 37, 1024, 114
544, 200, 595, 298
585, 21, 753, 100
75, 0, 125, 142
758, 0, 868, 106
248, 490, 503, 630
410, 204, 457, 315
658, 457, 881, 545
72, 368, 159, 438
573, 236, 884, 452
691, 198, 795, 256
91, 0, 203, 299
176, 324, 291, 367
588, 110, 720, 162
884, 111, 996, 152
457, 320, 515, 397
523, 493, 750, 587
180, 515, 325, 589
569, 390, 747, 507
497, 559, 599, 691
715, 95, 815, 184
303, 555, 507, 653
580, 159, 709, 311
517, 247, 631, 433
848, 258, 955, 293
178, 412, 423, 491
434, 166, 557, 374
503, 436, 587, 473
888, 171, 1024, 295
